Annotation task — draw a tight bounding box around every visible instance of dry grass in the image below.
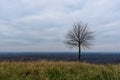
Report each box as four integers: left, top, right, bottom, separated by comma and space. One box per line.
0, 61, 119, 80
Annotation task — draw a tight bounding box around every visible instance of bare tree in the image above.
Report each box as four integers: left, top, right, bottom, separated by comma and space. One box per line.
65, 22, 94, 62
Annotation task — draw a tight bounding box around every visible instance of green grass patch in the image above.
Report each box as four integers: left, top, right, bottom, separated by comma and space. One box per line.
0, 61, 119, 80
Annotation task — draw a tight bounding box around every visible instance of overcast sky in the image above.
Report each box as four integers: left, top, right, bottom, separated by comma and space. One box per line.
0, 0, 120, 52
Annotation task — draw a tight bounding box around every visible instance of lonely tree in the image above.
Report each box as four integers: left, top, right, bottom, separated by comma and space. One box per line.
65, 22, 94, 62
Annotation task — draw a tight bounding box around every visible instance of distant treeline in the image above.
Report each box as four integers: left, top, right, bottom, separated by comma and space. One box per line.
0, 52, 120, 64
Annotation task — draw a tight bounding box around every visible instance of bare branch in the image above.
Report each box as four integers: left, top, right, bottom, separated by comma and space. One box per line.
65, 22, 94, 49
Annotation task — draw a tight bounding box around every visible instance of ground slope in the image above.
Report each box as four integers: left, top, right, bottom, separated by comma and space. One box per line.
0, 61, 119, 80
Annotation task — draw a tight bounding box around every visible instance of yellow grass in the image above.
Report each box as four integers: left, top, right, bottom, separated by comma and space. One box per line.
0, 61, 119, 80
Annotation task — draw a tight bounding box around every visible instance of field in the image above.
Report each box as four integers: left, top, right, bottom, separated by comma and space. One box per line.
0, 61, 119, 80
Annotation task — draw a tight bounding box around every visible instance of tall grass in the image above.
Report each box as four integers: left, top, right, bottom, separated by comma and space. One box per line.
0, 61, 119, 80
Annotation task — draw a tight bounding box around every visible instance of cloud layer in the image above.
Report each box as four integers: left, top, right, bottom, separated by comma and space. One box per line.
0, 0, 120, 52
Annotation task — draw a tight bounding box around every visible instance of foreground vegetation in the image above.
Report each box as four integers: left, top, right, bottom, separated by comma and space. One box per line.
0, 61, 119, 80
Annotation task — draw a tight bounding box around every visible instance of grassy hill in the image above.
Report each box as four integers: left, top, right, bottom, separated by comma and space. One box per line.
0, 61, 119, 80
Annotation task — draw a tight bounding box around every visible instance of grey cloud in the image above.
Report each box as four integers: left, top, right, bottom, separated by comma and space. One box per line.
0, 0, 120, 51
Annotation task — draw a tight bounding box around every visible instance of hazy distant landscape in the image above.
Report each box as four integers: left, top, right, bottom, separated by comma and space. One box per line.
0, 52, 120, 64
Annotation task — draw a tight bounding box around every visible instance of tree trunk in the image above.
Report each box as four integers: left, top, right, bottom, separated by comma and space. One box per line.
78, 45, 81, 62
